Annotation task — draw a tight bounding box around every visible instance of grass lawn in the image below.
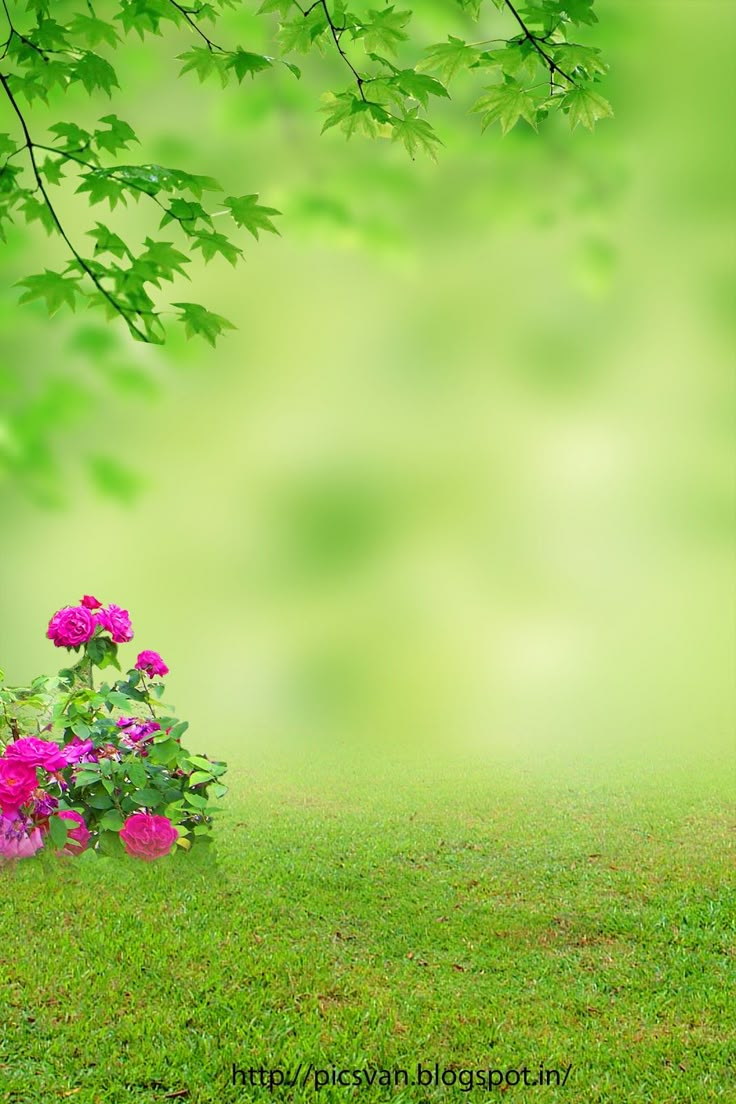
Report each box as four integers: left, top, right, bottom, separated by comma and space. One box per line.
1, 743, 734, 1103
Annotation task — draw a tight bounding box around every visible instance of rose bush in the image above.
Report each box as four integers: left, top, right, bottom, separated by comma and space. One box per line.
0, 597, 227, 863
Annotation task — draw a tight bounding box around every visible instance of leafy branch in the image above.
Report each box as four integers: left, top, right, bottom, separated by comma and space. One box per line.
0, 0, 611, 345
0, 71, 151, 342
0, 0, 283, 344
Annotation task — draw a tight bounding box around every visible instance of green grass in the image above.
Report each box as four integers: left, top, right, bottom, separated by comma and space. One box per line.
1, 745, 734, 1104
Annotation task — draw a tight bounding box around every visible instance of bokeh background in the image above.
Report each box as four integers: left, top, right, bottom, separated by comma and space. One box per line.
1, 1, 733, 774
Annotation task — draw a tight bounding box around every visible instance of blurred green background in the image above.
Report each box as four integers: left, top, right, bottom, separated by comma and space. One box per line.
1, 1, 733, 770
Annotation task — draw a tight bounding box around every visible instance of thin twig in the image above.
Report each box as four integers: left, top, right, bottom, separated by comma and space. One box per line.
503, 0, 575, 85
166, 0, 223, 52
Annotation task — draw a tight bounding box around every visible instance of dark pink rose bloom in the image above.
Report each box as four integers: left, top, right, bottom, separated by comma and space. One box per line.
119, 812, 178, 861
0, 759, 38, 814
0, 814, 44, 861
61, 737, 96, 766
135, 650, 169, 678
31, 790, 58, 819
5, 737, 67, 772
29, 790, 58, 831
96, 604, 134, 644
55, 810, 91, 856
116, 716, 160, 754
47, 605, 97, 649
80, 595, 102, 610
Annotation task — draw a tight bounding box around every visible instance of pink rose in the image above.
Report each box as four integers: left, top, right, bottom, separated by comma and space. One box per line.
135, 650, 169, 678
119, 812, 178, 861
55, 810, 91, 856
61, 737, 96, 766
5, 737, 67, 772
96, 604, 134, 644
0, 759, 38, 814
0, 815, 44, 861
80, 595, 102, 610
47, 605, 97, 649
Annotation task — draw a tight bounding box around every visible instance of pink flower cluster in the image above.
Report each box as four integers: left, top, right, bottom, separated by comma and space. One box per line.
47, 596, 134, 649
46, 599, 169, 684
0, 734, 179, 862
0, 815, 43, 860
0, 736, 93, 860
0, 596, 189, 864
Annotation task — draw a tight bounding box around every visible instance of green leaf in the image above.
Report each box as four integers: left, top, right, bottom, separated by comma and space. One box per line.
20, 194, 57, 236
76, 171, 127, 210
184, 791, 208, 809
191, 230, 242, 266
188, 769, 214, 785
68, 14, 121, 48
28, 16, 71, 50
559, 0, 598, 26
16, 270, 83, 316
71, 52, 120, 97
474, 43, 539, 83
227, 49, 273, 83
39, 157, 64, 186
87, 222, 130, 259
115, 0, 183, 38
173, 302, 236, 346
257, 0, 293, 14
224, 194, 281, 239
72, 769, 102, 788
276, 7, 328, 54
48, 816, 70, 849
147, 737, 180, 764
131, 787, 164, 807
357, 7, 411, 55
391, 70, 450, 109
98, 829, 124, 856
0, 133, 18, 159
99, 810, 125, 831
87, 792, 114, 810
417, 37, 480, 85
178, 47, 231, 87
471, 80, 539, 134
390, 110, 442, 160
186, 754, 215, 770
48, 122, 94, 154
127, 759, 148, 788
136, 237, 191, 283
159, 198, 213, 232
94, 115, 139, 156
551, 43, 607, 79
321, 93, 391, 140
562, 85, 613, 130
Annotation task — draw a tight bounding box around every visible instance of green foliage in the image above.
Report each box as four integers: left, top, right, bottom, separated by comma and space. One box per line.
0, 0, 610, 345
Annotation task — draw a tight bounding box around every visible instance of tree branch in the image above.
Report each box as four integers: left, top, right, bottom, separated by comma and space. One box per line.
0, 71, 150, 341
317, 0, 366, 100
503, 0, 575, 86
166, 0, 223, 53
